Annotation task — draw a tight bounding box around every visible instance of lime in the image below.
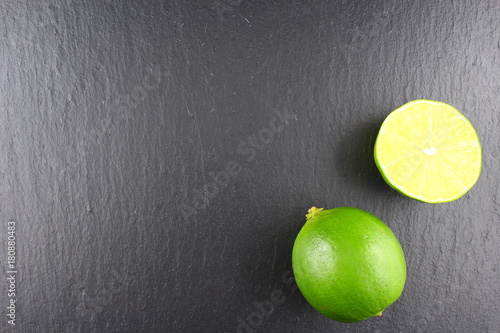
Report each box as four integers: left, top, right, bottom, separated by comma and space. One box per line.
374, 99, 482, 203
292, 207, 406, 323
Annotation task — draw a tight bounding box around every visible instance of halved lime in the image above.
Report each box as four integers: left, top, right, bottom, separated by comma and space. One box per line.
374, 100, 482, 203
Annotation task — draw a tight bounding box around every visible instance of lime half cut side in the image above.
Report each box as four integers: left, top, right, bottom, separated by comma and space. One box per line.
374, 100, 482, 203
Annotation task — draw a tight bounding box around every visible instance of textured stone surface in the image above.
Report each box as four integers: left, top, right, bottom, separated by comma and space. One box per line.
1, 0, 499, 332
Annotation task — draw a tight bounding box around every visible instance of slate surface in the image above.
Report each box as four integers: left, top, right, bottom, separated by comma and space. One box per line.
1, 1, 499, 332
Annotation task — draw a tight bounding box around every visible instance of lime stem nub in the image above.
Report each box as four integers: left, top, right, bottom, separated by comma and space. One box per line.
306, 207, 324, 220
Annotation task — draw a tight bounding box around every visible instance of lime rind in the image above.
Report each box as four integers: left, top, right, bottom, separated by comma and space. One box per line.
374, 99, 482, 203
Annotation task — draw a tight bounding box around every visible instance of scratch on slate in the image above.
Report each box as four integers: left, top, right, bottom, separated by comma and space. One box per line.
185, 100, 193, 116
220, 235, 228, 259
239, 14, 250, 24
193, 110, 206, 186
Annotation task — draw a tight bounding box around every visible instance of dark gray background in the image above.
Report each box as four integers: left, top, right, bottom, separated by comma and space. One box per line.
1, 1, 499, 332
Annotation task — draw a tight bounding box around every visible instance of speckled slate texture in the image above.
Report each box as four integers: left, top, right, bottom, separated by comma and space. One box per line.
1, 1, 499, 332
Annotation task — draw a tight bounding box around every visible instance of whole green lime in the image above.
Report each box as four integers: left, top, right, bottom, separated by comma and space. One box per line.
292, 207, 406, 323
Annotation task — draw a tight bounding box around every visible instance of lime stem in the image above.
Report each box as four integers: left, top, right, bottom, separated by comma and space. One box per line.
305, 207, 324, 220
